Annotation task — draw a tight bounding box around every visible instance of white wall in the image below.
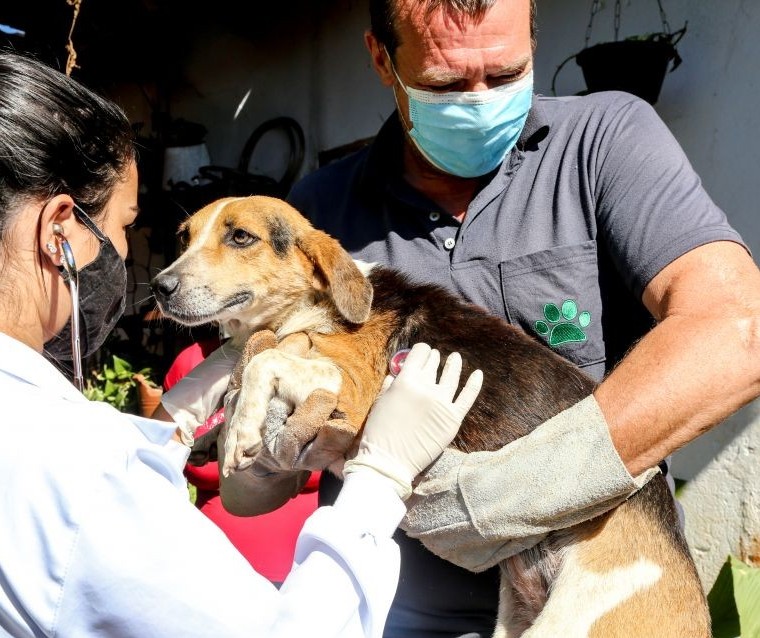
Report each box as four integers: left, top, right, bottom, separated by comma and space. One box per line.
534, 0, 760, 258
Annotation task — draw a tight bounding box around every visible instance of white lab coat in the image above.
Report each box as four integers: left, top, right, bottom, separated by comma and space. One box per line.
0, 332, 403, 637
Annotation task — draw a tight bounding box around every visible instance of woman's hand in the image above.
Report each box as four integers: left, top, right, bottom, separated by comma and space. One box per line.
343, 343, 483, 499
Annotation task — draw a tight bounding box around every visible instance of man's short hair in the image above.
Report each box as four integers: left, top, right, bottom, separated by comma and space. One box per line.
370, 0, 537, 60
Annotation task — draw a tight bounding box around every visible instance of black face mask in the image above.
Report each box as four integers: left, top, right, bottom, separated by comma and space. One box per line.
44, 205, 127, 361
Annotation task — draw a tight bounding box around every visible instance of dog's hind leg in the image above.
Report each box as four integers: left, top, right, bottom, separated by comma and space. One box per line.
518, 544, 663, 638
491, 569, 520, 638
221, 349, 343, 476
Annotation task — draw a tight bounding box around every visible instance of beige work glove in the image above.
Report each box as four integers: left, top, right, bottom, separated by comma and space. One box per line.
160, 340, 242, 446
343, 343, 483, 500
218, 396, 317, 517
401, 395, 661, 571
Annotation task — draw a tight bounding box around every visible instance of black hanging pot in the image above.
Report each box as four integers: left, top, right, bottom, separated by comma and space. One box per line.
575, 27, 686, 104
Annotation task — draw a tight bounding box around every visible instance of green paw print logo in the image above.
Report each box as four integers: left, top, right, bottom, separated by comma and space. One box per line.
535, 300, 591, 347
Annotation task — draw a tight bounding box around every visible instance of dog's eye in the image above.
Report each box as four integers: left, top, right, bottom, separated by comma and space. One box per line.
231, 229, 257, 247
177, 228, 190, 251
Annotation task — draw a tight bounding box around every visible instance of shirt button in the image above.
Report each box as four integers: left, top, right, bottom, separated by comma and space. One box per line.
443, 237, 456, 250
429, 211, 440, 222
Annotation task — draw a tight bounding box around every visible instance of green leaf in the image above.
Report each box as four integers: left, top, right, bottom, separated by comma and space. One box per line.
708, 555, 760, 638
733, 556, 760, 636
709, 558, 741, 638
112, 355, 133, 377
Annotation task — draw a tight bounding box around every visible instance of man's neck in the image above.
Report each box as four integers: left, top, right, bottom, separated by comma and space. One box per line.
401, 143, 480, 222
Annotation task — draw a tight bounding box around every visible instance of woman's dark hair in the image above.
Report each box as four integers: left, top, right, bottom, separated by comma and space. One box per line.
370, 0, 537, 60
0, 51, 135, 235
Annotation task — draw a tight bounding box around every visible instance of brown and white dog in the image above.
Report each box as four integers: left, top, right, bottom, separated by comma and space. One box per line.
152, 195, 710, 637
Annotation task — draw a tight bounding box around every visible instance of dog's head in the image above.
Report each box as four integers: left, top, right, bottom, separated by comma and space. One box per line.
151, 196, 373, 335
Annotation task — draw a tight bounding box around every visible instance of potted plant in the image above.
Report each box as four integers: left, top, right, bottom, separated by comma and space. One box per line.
551, 0, 686, 105
133, 371, 163, 417
83, 354, 161, 416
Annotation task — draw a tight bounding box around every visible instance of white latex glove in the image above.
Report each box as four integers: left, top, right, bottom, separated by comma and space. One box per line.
343, 343, 483, 500
160, 340, 242, 446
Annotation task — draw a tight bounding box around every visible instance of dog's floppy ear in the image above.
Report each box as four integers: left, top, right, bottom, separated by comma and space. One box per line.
296, 229, 373, 324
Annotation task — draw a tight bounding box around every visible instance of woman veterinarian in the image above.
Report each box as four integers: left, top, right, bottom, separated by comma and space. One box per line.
0, 51, 482, 638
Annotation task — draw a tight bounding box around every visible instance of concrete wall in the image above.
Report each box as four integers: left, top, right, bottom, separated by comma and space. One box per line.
115, 0, 759, 591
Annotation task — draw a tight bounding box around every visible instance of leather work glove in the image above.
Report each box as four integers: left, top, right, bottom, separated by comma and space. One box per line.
258, 388, 356, 471
343, 342, 484, 500
218, 396, 316, 516
160, 339, 242, 447
219, 386, 359, 515
400, 395, 661, 572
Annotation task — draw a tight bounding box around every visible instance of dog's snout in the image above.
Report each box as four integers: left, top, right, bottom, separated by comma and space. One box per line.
151, 273, 180, 300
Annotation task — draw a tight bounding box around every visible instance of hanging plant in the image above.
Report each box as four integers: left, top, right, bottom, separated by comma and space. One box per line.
551, 0, 687, 105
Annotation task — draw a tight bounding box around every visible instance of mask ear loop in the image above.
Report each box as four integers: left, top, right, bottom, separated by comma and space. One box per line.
383, 47, 413, 132
52, 223, 84, 392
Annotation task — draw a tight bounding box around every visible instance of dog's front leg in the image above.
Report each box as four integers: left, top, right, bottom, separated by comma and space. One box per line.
221, 349, 343, 476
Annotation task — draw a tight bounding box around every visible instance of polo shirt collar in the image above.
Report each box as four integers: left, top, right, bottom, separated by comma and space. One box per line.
518, 94, 550, 149
357, 94, 550, 203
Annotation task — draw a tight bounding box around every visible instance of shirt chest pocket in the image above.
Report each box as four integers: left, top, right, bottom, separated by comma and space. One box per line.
499, 240, 606, 371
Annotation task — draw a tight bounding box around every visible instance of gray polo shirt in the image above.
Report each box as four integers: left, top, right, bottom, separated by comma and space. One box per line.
288, 91, 745, 638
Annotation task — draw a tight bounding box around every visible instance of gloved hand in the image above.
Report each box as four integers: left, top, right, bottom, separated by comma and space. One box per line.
400, 395, 661, 571
160, 339, 242, 446
343, 342, 483, 500
256, 388, 358, 472
218, 396, 315, 516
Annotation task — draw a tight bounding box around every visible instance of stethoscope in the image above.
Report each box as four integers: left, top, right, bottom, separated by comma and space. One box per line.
52, 222, 84, 392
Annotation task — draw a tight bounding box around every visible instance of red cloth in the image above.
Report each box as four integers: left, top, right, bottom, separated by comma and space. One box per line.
164, 339, 320, 583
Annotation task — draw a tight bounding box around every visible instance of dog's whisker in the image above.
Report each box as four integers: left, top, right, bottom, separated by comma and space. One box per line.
132, 294, 156, 307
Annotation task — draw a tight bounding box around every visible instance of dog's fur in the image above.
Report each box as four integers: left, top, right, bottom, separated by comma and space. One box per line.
152, 196, 710, 637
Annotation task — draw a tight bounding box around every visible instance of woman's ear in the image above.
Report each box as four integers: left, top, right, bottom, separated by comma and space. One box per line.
38, 196, 76, 267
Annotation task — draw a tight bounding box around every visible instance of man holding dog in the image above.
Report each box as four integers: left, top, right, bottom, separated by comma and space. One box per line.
278, 0, 760, 636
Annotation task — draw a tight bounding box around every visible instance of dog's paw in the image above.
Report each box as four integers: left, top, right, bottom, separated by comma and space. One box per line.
228, 329, 278, 392
221, 429, 263, 476
294, 416, 358, 471
221, 405, 266, 476
263, 388, 358, 471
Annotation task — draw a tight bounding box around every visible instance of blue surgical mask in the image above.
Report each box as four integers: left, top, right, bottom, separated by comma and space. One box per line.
391, 65, 534, 178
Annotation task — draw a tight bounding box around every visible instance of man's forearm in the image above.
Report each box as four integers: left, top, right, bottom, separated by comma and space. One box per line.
596, 312, 760, 476
597, 242, 760, 476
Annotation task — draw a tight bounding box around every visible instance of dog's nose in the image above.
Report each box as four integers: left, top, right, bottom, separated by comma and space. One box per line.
151, 273, 180, 300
